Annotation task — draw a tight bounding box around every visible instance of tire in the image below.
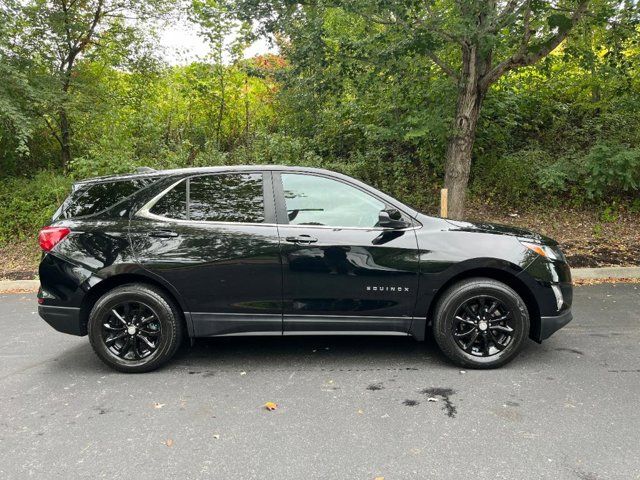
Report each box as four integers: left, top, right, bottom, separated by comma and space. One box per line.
432, 278, 529, 369
88, 284, 184, 373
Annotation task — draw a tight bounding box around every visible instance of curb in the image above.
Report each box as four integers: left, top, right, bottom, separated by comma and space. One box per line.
0, 280, 39, 294
1, 267, 640, 294
571, 266, 640, 280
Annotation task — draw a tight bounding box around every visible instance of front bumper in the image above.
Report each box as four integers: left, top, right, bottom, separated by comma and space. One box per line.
38, 305, 85, 336
534, 308, 573, 342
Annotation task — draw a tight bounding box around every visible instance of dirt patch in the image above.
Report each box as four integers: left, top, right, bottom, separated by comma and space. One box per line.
0, 241, 39, 280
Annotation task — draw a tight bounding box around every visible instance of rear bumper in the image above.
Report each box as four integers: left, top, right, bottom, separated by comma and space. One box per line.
535, 308, 572, 342
38, 305, 85, 336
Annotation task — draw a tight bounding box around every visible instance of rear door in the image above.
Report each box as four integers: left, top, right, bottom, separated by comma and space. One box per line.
129, 171, 283, 336
273, 171, 420, 334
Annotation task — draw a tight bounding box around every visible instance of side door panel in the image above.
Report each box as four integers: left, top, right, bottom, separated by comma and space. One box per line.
273, 172, 421, 333
278, 226, 420, 332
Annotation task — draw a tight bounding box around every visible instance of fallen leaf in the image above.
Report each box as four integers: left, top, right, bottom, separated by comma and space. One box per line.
374, 477, 385, 480
357, 409, 364, 415
264, 402, 278, 411
164, 439, 173, 447
153, 402, 166, 409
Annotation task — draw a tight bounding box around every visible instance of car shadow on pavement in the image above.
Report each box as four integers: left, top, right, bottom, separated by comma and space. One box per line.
50, 333, 547, 375
171, 334, 543, 372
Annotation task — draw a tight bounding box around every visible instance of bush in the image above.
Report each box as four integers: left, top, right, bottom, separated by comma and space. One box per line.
584, 143, 640, 199
228, 133, 323, 166
472, 148, 553, 202
0, 172, 73, 244
320, 151, 439, 211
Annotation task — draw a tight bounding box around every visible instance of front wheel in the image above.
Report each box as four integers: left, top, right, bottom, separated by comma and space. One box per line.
432, 278, 529, 369
88, 284, 184, 373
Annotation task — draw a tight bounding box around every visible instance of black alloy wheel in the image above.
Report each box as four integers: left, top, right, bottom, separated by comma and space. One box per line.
101, 301, 162, 361
433, 278, 529, 369
452, 296, 515, 357
88, 284, 184, 373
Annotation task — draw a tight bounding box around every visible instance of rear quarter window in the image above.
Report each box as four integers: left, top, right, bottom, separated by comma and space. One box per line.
55, 178, 156, 220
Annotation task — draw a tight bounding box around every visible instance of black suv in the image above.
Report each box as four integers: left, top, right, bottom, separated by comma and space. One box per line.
37, 166, 572, 372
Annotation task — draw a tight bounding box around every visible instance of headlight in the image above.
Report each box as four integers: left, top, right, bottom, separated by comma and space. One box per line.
520, 241, 564, 261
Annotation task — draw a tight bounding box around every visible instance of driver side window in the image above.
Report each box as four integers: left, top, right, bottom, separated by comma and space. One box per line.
281, 174, 385, 228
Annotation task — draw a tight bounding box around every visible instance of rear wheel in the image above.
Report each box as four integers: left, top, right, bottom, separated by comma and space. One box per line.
88, 284, 184, 373
432, 278, 529, 369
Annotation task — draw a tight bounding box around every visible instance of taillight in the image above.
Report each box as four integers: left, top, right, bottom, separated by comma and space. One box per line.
38, 226, 70, 252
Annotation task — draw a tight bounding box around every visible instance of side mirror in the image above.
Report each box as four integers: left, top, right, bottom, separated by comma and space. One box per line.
378, 209, 410, 229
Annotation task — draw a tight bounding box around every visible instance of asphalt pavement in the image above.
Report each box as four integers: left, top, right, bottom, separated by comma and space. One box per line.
0, 284, 638, 480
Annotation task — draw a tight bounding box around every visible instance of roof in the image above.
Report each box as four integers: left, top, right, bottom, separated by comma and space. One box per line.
73, 165, 332, 186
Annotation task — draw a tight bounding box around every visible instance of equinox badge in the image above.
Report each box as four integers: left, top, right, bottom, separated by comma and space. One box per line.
366, 286, 410, 293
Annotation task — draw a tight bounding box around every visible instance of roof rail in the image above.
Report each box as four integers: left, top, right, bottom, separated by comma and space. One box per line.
135, 167, 157, 174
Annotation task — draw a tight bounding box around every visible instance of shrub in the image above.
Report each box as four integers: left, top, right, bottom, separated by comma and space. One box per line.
0, 172, 73, 244
472, 148, 553, 202
584, 143, 640, 199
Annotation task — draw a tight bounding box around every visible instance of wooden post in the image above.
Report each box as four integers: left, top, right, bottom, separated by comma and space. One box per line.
440, 188, 448, 218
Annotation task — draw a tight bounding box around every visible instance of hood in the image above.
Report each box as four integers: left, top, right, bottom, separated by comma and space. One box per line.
445, 219, 558, 246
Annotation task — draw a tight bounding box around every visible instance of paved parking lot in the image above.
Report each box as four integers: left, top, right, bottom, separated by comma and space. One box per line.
1, 284, 639, 479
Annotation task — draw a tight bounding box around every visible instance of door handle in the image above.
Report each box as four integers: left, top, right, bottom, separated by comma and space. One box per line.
285, 234, 318, 244
149, 230, 179, 238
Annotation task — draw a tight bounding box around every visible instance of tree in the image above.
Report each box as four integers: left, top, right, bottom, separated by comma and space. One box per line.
190, 0, 253, 147
4, 0, 170, 171
233, 0, 603, 218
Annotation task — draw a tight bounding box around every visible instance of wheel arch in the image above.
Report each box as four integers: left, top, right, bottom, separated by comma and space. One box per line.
415, 267, 540, 342
79, 273, 192, 337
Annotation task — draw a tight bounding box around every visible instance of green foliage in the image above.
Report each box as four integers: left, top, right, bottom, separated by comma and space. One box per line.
473, 149, 554, 202
0, 173, 73, 244
584, 143, 640, 199
600, 204, 619, 223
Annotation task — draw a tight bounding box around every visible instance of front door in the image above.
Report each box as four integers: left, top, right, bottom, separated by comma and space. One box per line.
129, 171, 282, 336
273, 172, 420, 334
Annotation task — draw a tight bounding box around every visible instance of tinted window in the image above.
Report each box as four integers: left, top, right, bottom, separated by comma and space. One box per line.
150, 173, 265, 223
150, 180, 188, 220
189, 174, 264, 223
57, 178, 155, 220
281, 174, 384, 227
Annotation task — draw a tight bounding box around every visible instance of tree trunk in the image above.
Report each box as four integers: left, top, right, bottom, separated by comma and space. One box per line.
59, 55, 75, 173
59, 107, 71, 173
443, 49, 485, 219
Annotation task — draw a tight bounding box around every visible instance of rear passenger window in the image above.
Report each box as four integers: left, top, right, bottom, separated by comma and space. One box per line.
189, 174, 264, 223
56, 178, 155, 220
149, 173, 264, 223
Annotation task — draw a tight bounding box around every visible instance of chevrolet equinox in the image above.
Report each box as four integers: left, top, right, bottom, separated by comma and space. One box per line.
37, 166, 572, 372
